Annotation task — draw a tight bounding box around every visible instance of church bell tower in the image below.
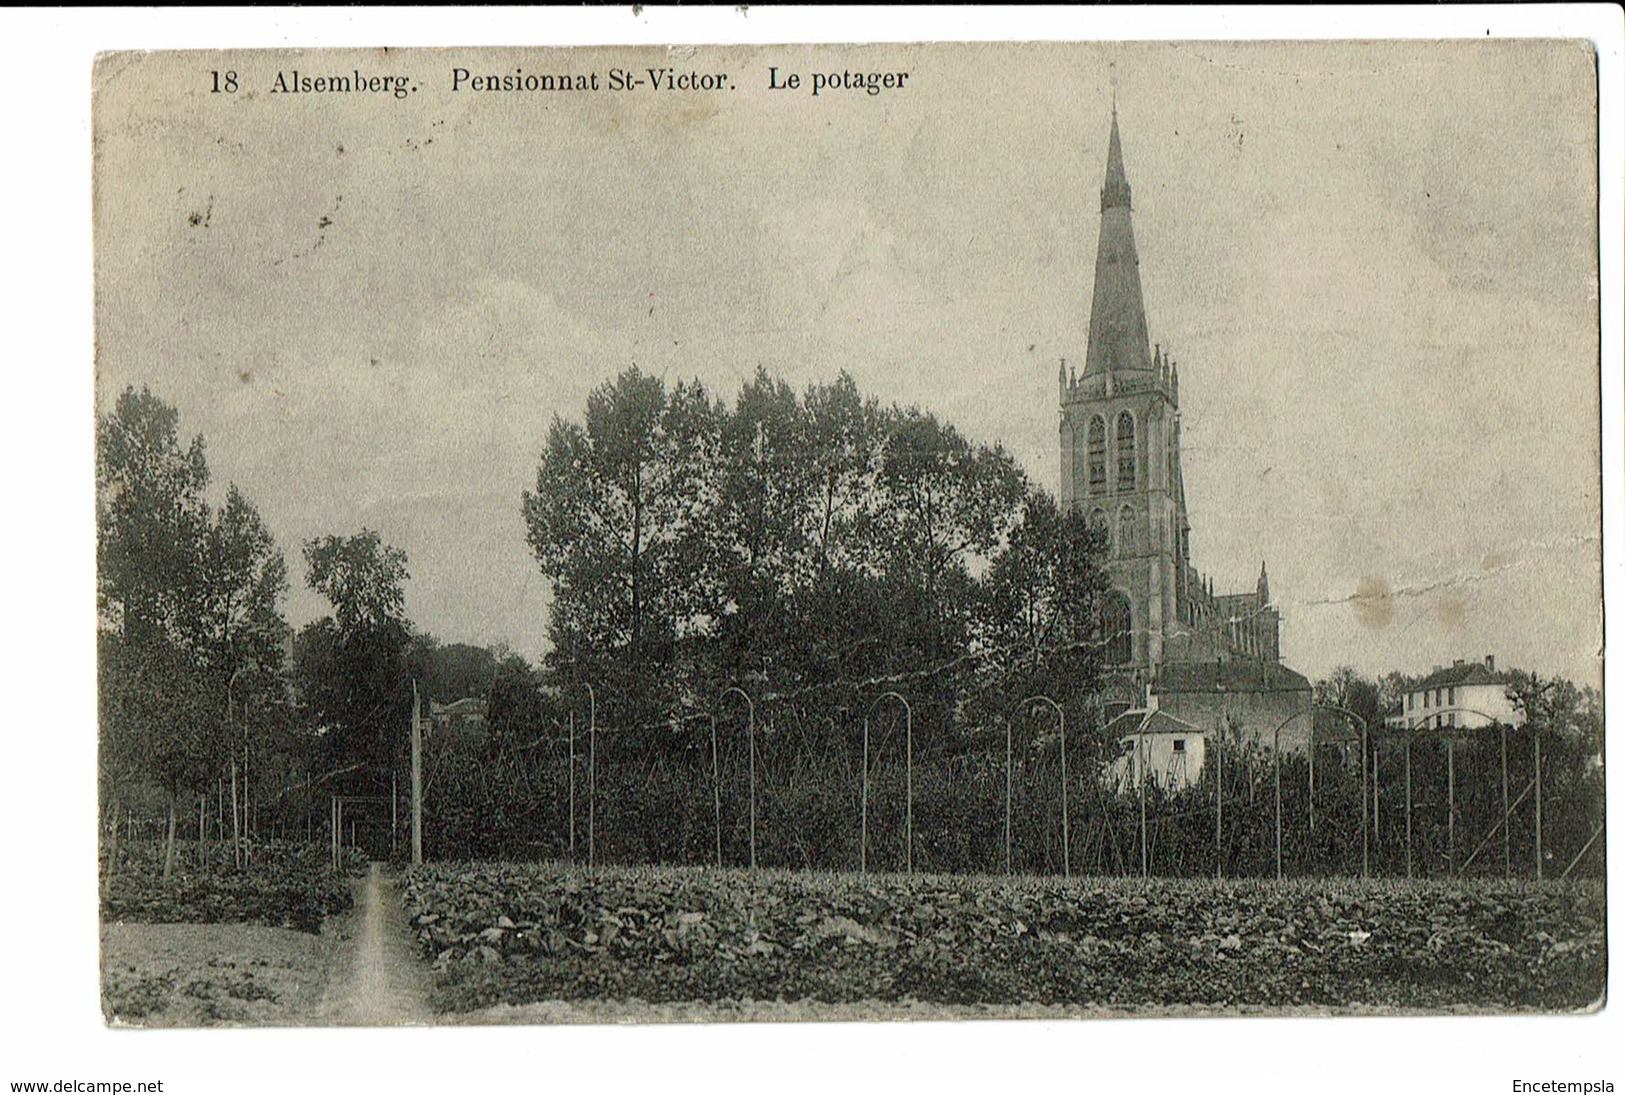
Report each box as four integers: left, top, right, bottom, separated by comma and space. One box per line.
1059, 107, 1193, 674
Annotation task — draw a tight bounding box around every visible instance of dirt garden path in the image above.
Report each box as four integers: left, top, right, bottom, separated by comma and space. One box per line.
317, 863, 433, 1025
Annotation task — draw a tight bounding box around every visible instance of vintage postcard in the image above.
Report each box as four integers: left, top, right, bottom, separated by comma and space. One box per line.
93, 40, 1604, 1028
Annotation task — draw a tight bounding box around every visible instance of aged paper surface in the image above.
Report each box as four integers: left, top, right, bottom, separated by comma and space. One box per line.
92, 37, 1603, 1039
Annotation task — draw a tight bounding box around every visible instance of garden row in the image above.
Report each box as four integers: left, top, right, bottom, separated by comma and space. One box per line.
101, 840, 364, 934
401, 862, 1605, 1013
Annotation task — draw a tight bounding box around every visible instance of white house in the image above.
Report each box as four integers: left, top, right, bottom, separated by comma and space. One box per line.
1399, 655, 1523, 730
1103, 706, 1207, 792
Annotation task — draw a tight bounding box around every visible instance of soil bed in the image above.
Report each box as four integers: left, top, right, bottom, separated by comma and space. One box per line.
100, 920, 343, 1026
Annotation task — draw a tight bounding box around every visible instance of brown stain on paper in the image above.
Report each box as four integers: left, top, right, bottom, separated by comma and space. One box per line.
1351, 575, 1394, 630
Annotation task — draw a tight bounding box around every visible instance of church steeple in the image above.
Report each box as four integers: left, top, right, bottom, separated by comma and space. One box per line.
1083, 106, 1153, 376
1101, 106, 1133, 211
1257, 560, 1270, 605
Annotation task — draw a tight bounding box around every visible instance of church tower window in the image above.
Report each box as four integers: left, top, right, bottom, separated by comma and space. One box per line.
1089, 507, 1109, 554
1102, 589, 1133, 666
1087, 416, 1107, 493
1116, 411, 1136, 490
1118, 503, 1136, 558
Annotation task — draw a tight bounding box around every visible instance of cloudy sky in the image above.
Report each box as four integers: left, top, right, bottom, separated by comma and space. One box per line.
94, 40, 1601, 686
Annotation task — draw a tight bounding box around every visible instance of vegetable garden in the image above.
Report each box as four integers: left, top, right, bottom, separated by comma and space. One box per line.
402, 861, 1605, 1014
101, 839, 364, 934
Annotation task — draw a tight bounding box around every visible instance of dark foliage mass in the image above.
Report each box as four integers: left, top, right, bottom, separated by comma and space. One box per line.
521, 366, 1108, 721
491, 365, 1120, 865
405, 863, 1604, 1012
101, 841, 361, 934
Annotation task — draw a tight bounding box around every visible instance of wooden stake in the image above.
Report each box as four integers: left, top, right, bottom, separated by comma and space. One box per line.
1372, 742, 1381, 848
412, 680, 424, 866
567, 711, 576, 861
1447, 737, 1456, 876
1533, 724, 1544, 880
1405, 736, 1413, 880
163, 802, 176, 882
230, 755, 242, 869
1215, 717, 1224, 878
1500, 723, 1511, 878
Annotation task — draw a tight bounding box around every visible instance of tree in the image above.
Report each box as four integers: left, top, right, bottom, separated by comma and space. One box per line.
98, 387, 294, 869
803, 372, 883, 581
1315, 666, 1383, 731
295, 531, 414, 784
711, 368, 818, 681
1506, 670, 1605, 875
522, 368, 721, 710
99, 634, 221, 879
873, 408, 1027, 663
304, 530, 409, 635
96, 386, 212, 647
982, 489, 1109, 669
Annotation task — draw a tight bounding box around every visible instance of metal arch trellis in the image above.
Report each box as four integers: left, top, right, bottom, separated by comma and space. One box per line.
861, 690, 912, 875
720, 687, 758, 873
582, 681, 596, 873
1390, 704, 1534, 880
525, 665, 1561, 883
675, 709, 723, 869
1263, 703, 1368, 880
1269, 701, 1533, 882
1024, 696, 1070, 880
1001, 696, 1072, 878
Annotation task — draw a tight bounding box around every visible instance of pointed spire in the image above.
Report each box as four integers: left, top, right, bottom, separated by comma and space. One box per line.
1257, 560, 1270, 604
1083, 106, 1153, 376
1102, 105, 1133, 212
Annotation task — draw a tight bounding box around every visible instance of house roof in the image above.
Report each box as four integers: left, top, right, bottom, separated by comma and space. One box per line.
1152, 659, 1312, 695
1409, 661, 1512, 691
430, 697, 489, 718
1105, 707, 1202, 741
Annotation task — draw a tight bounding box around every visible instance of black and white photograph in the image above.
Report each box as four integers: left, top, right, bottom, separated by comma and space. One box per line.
88, 37, 1608, 1028
4, 9, 1620, 1093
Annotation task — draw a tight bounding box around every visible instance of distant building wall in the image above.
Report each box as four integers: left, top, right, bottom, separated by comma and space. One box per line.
1157, 683, 1315, 753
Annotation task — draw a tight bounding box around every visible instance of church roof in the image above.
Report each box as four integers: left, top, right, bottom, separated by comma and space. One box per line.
1083, 108, 1154, 377
1153, 659, 1312, 695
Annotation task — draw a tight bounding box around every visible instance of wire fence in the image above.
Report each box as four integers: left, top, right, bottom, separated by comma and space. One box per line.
402, 686, 1603, 882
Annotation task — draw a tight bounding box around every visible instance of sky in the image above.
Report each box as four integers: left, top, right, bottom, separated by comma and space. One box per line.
93, 39, 1603, 687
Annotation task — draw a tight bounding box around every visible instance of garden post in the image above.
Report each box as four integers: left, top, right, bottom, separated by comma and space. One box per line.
860, 714, 870, 874
1138, 730, 1148, 878
1273, 720, 1282, 881
587, 682, 596, 873
723, 687, 756, 872
568, 710, 576, 861
1500, 723, 1510, 878
1404, 736, 1413, 880
1533, 722, 1544, 880
710, 713, 722, 869
1004, 718, 1013, 875
1216, 715, 1224, 879
1372, 740, 1381, 854
411, 680, 423, 866
1028, 696, 1066, 878
1446, 736, 1455, 876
